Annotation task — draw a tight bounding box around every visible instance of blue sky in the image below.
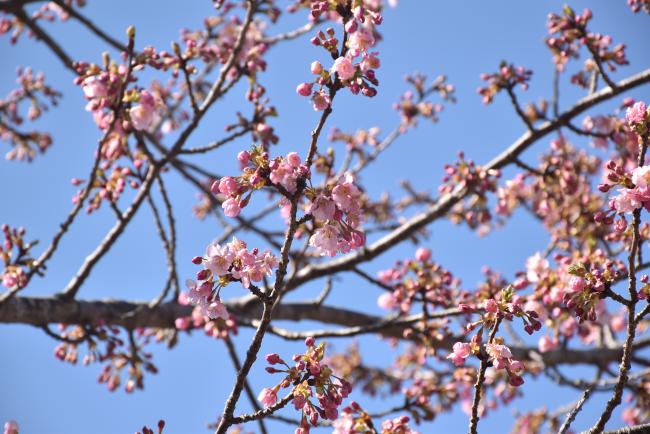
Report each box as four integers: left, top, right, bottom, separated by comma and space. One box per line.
1, 1, 649, 433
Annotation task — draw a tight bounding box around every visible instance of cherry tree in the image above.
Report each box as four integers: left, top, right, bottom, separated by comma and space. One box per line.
1, 1, 650, 433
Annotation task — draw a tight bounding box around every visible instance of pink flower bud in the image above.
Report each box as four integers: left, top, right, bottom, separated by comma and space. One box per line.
296, 82, 313, 97
310, 61, 323, 74
415, 247, 431, 262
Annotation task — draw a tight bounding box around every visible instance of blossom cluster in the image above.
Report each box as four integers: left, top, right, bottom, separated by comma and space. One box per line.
545, 6, 628, 73
440, 152, 500, 233
213, 147, 309, 218
52, 324, 160, 393
477, 62, 532, 105
186, 237, 278, 319
0, 224, 35, 290
628, 0, 650, 13
376, 247, 459, 314
258, 338, 352, 434
297, 2, 383, 110
601, 102, 650, 215
563, 260, 626, 322
307, 173, 365, 256
174, 290, 239, 338
1, 67, 60, 161
447, 338, 524, 387
393, 74, 455, 130
214, 146, 366, 256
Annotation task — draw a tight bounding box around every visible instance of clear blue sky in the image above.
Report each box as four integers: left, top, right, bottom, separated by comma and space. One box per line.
1, 1, 649, 433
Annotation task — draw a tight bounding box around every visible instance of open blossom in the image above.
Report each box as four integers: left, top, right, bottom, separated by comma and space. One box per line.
446, 342, 471, 366
525, 252, 549, 283
309, 195, 336, 221
202, 300, 229, 320
222, 197, 241, 217
626, 101, 647, 125
632, 165, 650, 188
312, 90, 330, 111
257, 387, 277, 408
485, 343, 513, 369
331, 56, 356, 81
309, 224, 340, 257
347, 28, 375, 55
81, 76, 109, 100
129, 90, 157, 131
377, 291, 398, 310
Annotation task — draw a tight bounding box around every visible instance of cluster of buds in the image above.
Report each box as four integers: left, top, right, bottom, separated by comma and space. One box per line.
1, 224, 36, 290
477, 62, 532, 105
628, 0, 650, 13
297, 2, 383, 109
376, 247, 459, 314
186, 237, 278, 319
546, 6, 628, 72
74, 164, 142, 214
1, 67, 60, 161
393, 74, 455, 130
53, 324, 158, 393
213, 147, 309, 217
463, 286, 542, 336
440, 152, 500, 232
564, 261, 625, 322
258, 338, 353, 434
307, 173, 365, 257
135, 420, 165, 434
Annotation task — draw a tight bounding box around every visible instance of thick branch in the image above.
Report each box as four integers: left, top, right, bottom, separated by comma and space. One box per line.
3, 296, 649, 368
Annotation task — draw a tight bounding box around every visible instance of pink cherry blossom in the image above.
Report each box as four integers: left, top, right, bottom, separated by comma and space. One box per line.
309, 224, 340, 257
612, 189, 641, 213
626, 101, 647, 125
309, 195, 336, 221
485, 343, 513, 369
312, 90, 330, 111
81, 76, 109, 99
258, 387, 277, 408
218, 176, 239, 195
632, 165, 650, 188
415, 247, 431, 262
310, 61, 323, 74
525, 252, 549, 283
568, 276, 586, 292
222, 197, 241, 217
129, 91, 157, 131
296, 82, 313, 97
446, 342, 471, 366
377, 292, 398, 310
331, 57, 355, 81
202, 299, 229, 320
